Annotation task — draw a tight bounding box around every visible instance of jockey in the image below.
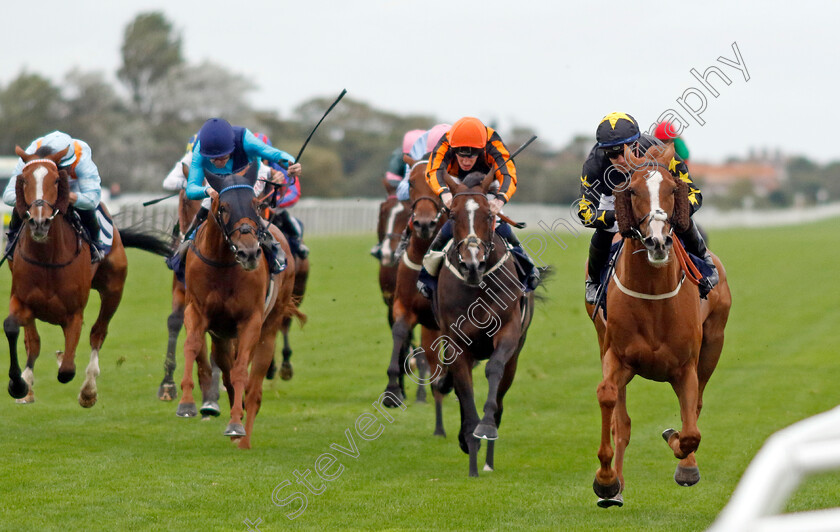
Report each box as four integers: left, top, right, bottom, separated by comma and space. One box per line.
370, 128, 424, 259
654, 120, 691, 163
180, 118, 301, 274
3, 131, 105, 263
578, 112, 717, 304
418, 116, 540, 297
253, 132, 309, 260
162, 134, 198, 193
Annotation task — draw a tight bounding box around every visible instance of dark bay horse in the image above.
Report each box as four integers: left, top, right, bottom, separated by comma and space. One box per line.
5, 146, 170, 407
176, 165, 302, 449
434, 171, 535, 477
587, 144, 732, 507
382, 157, 447, 434
158, 189, 204, 401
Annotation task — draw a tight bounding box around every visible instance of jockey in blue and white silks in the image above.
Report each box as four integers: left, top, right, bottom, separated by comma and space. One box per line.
3, 130, 106, 262
396, 124, 451, 201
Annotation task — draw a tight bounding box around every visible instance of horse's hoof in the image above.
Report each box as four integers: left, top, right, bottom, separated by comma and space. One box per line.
483, 464, 494, 472
176, 403, 198, 417
674, 465, 700, 486
266, 359, 277, 380
662, 428, 677, 443
79, 391, 97, 408
157, 382, 177, 401
415, 386, 427, 403
473, 422, 498, 440
57, 370, 75, 384
8, 379, 28, 400
596, 493, 624, 508
593, 477, 621, 500
200, 401, 221, 417
433, 428, 446, 438
382, 386, 404, 408
15, 394, 35, 404
224, 423, 246, 437
280, 361, 293, 381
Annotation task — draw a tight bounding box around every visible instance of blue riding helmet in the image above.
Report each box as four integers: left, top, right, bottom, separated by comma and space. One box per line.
198, 118, 235, 158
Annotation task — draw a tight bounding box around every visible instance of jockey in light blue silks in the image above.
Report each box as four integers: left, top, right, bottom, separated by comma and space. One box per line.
176, 118, 302, 274
3, 131, 106, 263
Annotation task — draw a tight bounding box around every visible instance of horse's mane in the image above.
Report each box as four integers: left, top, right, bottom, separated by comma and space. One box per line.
15, 147, 71, 216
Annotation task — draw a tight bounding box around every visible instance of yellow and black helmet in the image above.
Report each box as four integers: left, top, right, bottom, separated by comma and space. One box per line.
595, 112, 640, 148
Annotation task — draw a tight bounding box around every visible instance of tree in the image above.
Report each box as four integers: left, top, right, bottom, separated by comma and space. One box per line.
0, 72, 63, 152
118, 12, 183, 114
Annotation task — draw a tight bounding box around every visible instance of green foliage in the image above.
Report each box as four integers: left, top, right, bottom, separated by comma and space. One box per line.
0, 221, 838, 530
0, 72, 62, 152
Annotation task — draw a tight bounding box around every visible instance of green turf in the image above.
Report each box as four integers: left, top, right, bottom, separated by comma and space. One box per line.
1, 219, 838, 531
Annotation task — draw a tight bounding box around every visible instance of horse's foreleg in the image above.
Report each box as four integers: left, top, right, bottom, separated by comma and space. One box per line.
594, 347, 633, 505
449, 357, 480, 477
474, 328, 519, 441
177, 304, 205, 418
665, 367, 701, 460
612, 385, 631, 492
279, 317, 293, 381
196, 338, 219, 418
239, 326, 278, 449
4, 301, 31, 399
384, 307, 413, 407
58, 312, 84, 384
17, 323, 41, 403
225, 315, 262, 439
420, 326, 446, 437
78, 339, 100, 408
159, 282, 185, 401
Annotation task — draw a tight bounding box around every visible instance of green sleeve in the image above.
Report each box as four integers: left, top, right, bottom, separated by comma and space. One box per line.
674, 137, 690, 161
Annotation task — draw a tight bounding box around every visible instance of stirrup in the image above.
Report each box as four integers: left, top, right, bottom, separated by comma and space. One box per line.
370, 243, 382, 259
90, 244, 104, 264
585, 280, 600, 305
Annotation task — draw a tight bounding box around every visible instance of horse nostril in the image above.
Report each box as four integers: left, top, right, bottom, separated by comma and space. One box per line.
643, 236, 655, 248
665, 235, 673, 247
429, 220, 437, 230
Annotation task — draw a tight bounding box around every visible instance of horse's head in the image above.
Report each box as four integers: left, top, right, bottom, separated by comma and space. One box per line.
405, 155, 443, 240
441, 170, 497, 286
204, 165, 265, 271
614, 144, 690, 265
376, 195, 408, 267
14, 145, 71, 242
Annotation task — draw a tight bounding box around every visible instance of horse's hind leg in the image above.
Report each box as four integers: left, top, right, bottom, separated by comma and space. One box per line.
197, 341, 220, 418
177, 304, 205, 418
280, 319, 294, 380
612, 385, 631, 493
664, 366, 702, 462
58, 312, 83, 385
420, 326, 446, 436
78, 281, 123, 408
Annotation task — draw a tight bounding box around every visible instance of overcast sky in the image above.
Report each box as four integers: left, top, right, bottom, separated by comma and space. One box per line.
1, 0, 837, 163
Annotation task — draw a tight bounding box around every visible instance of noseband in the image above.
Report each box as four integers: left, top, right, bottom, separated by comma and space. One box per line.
20, 159, 62, 222
625, 161, 677, 242
451, 191, 495, 265
409, 161, 444, 226
213, 184, 267, 258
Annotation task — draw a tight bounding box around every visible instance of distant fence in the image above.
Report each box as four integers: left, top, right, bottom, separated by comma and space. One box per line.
112, 195, 840, 236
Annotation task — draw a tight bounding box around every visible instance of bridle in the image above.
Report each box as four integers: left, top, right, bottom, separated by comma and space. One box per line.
408, 161, 444, 226
212, 184, 267, 262
623, 161, 677, 243
450, 191, 496, 266
20, 159, 62, 223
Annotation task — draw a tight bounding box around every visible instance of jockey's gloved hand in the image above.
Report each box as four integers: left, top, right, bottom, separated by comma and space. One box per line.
489, 197, 505, 216
440, 191, 453, 209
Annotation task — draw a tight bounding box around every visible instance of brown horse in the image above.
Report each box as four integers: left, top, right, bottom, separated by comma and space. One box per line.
382, 157, 447, 434
176, 165, 301, 449
587, 144, 732, 507
158, 189, 203, 401
5, 145, 170, 406
266, 206, 309, 381
434, 170, 535, 477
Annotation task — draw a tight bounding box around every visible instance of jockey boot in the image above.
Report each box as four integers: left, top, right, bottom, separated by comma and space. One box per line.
172, 206, 209, 265
4, 209, 23, 258
421, 221, 452, 277
585, 232, 612, 305
370, 242, 382, 260
259, 219, 287, 275
76, 208, 104, 263
678, 220, 719, 299
274, 209, 308, 259
497, 223, 540, 291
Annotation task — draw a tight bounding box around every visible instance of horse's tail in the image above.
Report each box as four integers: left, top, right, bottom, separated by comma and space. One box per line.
284, 295, 308, 327
533, 265, 555, 304
119, 228, 173, 257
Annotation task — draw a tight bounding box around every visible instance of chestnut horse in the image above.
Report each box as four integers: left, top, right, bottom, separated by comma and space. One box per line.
265, 205, 309, 382
176, 165, 301, 449
375, 177, 428, 402
587, 144, 732, 507
382, 157, 447, 434
5, 146, 170, 406
434, 171, 535, 477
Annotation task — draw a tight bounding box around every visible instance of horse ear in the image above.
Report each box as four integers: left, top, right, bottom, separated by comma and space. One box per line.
624, 144, 645, 169
14, 145, 27, 160
614, 189, 638, 238
203, 170, 225, 192
481, 168, 497, 191
14, 174, 26, 217
383, 177, 396, 194
671, 180, 691, 233
243, 164, 258, 187
440, 171, 460, 193
55, 170, 71, 213
403, 155, 417, 166
52, 146, 70, 166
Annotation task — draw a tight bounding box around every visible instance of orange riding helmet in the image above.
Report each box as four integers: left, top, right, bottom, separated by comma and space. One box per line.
449, 117, 488, 149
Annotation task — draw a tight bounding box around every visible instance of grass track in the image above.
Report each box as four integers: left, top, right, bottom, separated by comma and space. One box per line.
1, 219, 838, 531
